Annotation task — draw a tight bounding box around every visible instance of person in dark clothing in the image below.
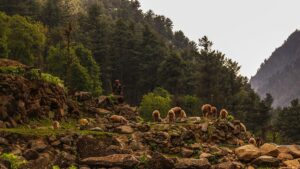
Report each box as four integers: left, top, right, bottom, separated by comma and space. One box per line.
112, 79, 123, 96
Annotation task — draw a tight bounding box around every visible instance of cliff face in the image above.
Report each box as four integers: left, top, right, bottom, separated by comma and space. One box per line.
250, 30, 300, 107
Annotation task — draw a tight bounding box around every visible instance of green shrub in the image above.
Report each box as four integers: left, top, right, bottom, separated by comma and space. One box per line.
227, 115, 234, 122
0, 153, 26, 169
0, 66, 24, 75
52, 165, 60, 169
177, 95, 202, 116
139, 88, 172, 121
41, 73, 64, 88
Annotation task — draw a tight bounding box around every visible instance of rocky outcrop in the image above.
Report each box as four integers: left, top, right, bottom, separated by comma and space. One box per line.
235, 144, 261, 161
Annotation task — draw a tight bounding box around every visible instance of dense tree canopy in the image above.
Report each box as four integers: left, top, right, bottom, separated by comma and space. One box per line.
0, 0, 288, 141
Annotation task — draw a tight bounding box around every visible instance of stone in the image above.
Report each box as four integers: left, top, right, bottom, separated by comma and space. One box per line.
283, 159, 300, 168
30, 140, 48, 152
0, 121, 6, 128
252, 155, 280, 167
0, 137, 9, 145
235, 144, 261, 161
181, 148, 194, 158
277, 153, 293, 161
216, 161, 235, 169
23, 149, 39, 161
147, 152, 175, 169
115, 125, 134, 134
89, 127, 103, 131
80, 154, 139, 168
201, 122, 209, 132
278, 146, 290, 153
260, 143, 280, 157
289, 145, 300, 158
175, 158, 211, 169
0, 163, 8, 169
199, 153, 214, 161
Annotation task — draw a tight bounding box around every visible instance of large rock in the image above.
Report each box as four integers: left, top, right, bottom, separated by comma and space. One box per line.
181, 148, 194, 158
289, 145, 300, 158
80, 154, 139, 168
23, 149, 39, 161
277, 153, 293, 161
235, 144, 261, 161
146, 152, 175, 169
283, 159, 300, 168
30, 139, 48, 152
260, 143, 279, 157
215, 161, 244, 169
252, 155, 280, 167
175, 158, 211, 169
115, 125, 134, 134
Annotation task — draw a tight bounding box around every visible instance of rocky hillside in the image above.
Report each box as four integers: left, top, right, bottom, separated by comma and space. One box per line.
1, 59, 300, 169
250, 30, 300, 107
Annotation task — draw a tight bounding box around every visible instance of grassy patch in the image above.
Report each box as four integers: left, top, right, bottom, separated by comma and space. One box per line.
0, 128, 113, 137
0, 153, 27, 169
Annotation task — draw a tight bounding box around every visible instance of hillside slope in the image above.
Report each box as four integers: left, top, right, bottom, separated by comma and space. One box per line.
250, 30, 300, 107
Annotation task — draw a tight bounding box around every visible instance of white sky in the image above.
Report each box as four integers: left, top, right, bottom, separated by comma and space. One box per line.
139, 0, 300, 78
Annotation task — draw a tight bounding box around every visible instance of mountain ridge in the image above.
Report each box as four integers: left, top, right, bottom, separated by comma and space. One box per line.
251, 29, 300, 106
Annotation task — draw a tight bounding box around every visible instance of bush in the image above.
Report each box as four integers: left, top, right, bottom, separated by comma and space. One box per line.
0, 153, 26, 169
139, 88, 172, 121
177, 95, 202, 116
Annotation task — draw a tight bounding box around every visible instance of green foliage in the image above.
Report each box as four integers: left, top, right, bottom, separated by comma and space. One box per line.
52, 165, 60, 169
46, 45, 102, 95
0, 153, 26, 169
227, 115, 234, 122
0, 66, 64, 88
139, 88, 172, 121
0, 66, 24, 74
177, 95, 202, 116
275, 99, 300, 143
41, 73, 64, 88
68, 165, 77, 169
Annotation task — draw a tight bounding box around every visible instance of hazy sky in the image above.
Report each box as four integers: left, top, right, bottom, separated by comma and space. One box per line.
139, 0, 300, 78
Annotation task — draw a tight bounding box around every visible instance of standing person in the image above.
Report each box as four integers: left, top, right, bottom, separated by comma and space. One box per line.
112, 80, 123, 96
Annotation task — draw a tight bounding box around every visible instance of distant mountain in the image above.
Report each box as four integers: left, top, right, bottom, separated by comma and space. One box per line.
250, 30, 300, 107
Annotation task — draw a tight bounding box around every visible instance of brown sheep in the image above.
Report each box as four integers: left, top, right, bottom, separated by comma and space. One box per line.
201, 104, 212, 117
210, 106, 218, 118
165, 110, 176, 123
249, 137, 257, 146
171, 107, 182, 119
110, 115, 129, 125
219, 109, 228, 119
79, 118, 89, 127
180, 110, 187, 119
152, 110, 162, 122
52, 121, 60, 130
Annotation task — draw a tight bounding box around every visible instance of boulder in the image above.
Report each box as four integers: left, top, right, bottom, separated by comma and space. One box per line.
260, 143, 279, 157
30, 139, 48, 152
181, 148, 194, 158
23, 149, 39, 161
0, 137, 9, 146
175, 158, 211, 169
252, 155, 280, 167
199, 153, 214, 161
215, 161, 237, 169
235, 144, 261, 161
80, 154, 139, 168
278, 146, 290, 153
283, 159, 300, 168
146, 152, 175, 169
115, 125, 134, 134
289, 145, 300, 158
277, 153, 293, 161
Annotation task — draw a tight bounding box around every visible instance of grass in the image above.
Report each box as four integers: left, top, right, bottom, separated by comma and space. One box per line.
0, 153, 27, 169
0, 119, 114, 137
